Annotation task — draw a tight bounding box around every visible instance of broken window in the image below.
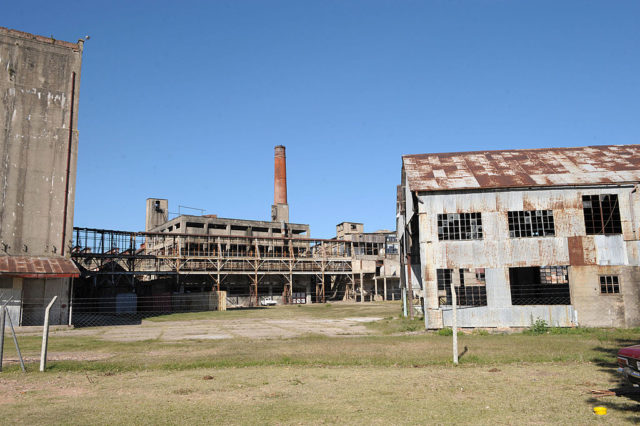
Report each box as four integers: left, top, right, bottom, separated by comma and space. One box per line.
582, 194, 622, 235
437, 213, 483, 240
508, 266, 570, 305
508, 210, 555, 237
437, 268, 487, 307
600, 276, 620, 294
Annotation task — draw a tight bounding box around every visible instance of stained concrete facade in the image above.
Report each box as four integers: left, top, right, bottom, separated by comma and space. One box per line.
399, 146, 640, 328
0, 27, 83, 325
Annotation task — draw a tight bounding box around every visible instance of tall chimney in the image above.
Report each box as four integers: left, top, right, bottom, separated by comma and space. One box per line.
271, 145, 289, 222
274, 145, 287, 204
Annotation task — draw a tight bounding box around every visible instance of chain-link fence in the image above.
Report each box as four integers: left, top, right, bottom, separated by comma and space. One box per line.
68, 292, 313, 327
0, 296, 66, 327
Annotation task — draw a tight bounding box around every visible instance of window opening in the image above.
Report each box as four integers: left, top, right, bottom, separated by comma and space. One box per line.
437, 268, 487, 307
508, 266, 570, 305
582, 194, 622, 235
437, 213, 483, 240
508, 210, 555, 237
600, 276, 620, 294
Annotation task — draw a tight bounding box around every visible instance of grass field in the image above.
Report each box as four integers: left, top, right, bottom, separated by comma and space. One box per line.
1, 301, 639, 424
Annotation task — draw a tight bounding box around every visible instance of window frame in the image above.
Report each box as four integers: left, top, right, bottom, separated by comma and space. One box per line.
599, 275, 620, 295
508, 210, 555, 238
582, 194, 622, 235
437, 212, 483, 241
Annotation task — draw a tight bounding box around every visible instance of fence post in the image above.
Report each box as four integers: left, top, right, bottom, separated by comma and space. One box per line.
0, 305, 5, 372
40, 296, 58, 372
5, 310, 25, 372
0, 295, 12, 373
451, 282, 458, 365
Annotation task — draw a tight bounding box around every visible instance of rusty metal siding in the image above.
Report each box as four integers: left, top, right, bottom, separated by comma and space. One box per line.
594, 235, 628, 265
568, 236, 586, 266
412, 184, 640, 328
404, 145, 640, 192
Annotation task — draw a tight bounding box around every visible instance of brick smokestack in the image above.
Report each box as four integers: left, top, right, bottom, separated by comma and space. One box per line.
271, 145, 289, 223
274, 145, 287, 204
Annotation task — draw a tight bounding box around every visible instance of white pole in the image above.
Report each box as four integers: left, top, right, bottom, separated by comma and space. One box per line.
0, 306, 5, 373
451, 283, 458, 365
40, 296, 57, 372
6, 310, 25, 372
0, 296, 13, 373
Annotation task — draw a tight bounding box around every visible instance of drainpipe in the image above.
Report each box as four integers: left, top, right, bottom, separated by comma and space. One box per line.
61, 72, 76, 257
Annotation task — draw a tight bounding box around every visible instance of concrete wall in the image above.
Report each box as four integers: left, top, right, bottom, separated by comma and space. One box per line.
145, 198, 168, 231
414, 185, 640, 328
0, 28, 83, 257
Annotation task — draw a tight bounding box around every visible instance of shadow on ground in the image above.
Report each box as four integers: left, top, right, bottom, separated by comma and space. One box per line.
589, 337, 640, 420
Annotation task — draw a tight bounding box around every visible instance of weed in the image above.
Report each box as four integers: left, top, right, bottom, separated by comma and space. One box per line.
437, 328, 463, 337
525, 318, 549, 335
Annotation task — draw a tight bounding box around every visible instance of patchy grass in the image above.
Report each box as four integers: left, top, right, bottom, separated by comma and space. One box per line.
0, 364, 636, 424
2, 303, 640, 423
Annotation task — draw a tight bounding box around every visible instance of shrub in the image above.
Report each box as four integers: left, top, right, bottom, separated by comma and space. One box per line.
528, 317, 549, 335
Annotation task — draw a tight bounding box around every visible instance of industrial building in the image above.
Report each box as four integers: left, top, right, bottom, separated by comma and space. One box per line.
70, 145, 400, 323
335, 222, 400, 301
398, 145, 640, 328
0, 28, 83, 325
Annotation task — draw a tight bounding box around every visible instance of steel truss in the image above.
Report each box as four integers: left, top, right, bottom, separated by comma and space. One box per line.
72, 227, 355, 305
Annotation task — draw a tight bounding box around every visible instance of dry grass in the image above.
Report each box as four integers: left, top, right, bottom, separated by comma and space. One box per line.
1, 364, 637, 424
1, 302, 640, 424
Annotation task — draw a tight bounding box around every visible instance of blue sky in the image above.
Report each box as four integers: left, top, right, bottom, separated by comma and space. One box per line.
5, 1, 639, 238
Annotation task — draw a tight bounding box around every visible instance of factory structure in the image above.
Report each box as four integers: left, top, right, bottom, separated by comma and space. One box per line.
70, 146, 401, 322
0, 27, 399, 326
398, 145, 640, 328
0, 27, 83, 326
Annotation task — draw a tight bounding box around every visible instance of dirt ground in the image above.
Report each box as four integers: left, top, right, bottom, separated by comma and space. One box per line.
36, 316, 383, 342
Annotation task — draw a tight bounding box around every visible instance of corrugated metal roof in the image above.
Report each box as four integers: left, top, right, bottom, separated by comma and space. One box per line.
0, 256, 79, 279
403, 144, 640, 192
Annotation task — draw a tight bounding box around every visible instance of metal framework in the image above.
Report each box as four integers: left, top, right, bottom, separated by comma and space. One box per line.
71, 227, 355, 306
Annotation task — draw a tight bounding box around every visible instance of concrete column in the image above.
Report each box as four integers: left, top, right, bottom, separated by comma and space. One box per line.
360, 272, 364, 303
383, 277, 387, 301
486, 268, 511, 308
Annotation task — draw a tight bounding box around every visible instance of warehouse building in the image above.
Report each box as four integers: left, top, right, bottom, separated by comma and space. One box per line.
398, 145, 640, 328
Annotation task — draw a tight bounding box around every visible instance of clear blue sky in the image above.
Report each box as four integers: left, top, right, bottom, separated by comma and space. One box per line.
4, 1, 639, 238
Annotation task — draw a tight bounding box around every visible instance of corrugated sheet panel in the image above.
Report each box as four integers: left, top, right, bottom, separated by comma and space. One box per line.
0, 256, 79, 278
403, 144, 640, 192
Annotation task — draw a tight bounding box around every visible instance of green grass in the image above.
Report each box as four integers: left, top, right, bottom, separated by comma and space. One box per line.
144, 301, 400, 322
3, 328, 636, 373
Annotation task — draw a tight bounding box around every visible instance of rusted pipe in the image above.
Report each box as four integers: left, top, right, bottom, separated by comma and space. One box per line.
61, 72, 76, 256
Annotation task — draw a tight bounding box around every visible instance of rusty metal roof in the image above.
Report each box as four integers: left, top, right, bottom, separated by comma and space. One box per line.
403, 144, 640, 192
0, 256, 79, 279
